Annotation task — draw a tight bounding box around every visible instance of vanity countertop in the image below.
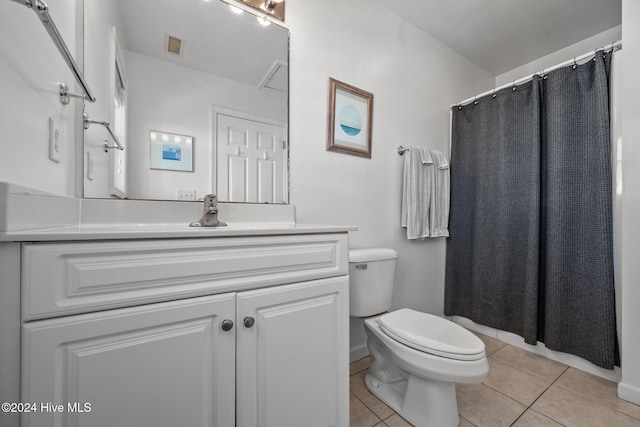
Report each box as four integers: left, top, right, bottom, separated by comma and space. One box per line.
0, 182, 356, 242
0, 222, 356, 242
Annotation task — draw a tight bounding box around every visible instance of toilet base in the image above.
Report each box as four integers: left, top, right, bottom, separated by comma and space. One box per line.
365, 372, 459, 427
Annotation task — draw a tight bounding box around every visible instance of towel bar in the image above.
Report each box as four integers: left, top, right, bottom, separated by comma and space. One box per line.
10, 0, 96, 104
397, 146, 410, 156
84, 113, 124, 151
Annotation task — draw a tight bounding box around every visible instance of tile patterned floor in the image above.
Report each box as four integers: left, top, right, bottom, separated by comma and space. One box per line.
350, 332, 640, 427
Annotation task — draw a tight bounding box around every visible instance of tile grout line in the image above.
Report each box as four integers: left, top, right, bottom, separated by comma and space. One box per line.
487, 353, 567, 384
477, 381, 532, 424
480, 353, 571, 426
351, 370, 367, 377
352, 369, 397, 426
352, 368, 404, 427
460, 415, 478, 427
486, 343, 508, 357
351, 392, 384, 427
514, 365, 570, 426
528, 364, 569, 406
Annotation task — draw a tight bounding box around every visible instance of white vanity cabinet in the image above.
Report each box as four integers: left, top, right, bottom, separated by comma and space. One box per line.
8, 233, 350, 427
23, 292, 237, 427
236, 277, 347, 427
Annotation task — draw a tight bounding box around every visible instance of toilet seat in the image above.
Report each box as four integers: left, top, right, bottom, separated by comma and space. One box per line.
377, 309, 485, 361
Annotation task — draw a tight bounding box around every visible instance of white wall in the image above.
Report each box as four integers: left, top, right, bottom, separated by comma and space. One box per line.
286, 0, 494, 358
495, 26, 622, 87
124, 51, 287, 201
619, 0, 640, 405
0, 0, 81, 197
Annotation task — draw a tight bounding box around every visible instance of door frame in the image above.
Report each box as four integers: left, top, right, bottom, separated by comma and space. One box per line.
212, 106, 289, 204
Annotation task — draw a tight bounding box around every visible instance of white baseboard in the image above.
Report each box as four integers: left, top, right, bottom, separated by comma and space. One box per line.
449, 315, 622, 383
618, 382, 640, 405
350, 343, 369, 363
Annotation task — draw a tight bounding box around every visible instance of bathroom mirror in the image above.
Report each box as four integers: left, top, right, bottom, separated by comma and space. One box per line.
83, 0, 289, 203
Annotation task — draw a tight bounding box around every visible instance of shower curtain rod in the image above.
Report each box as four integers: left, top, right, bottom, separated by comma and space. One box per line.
453, 40, 622, 108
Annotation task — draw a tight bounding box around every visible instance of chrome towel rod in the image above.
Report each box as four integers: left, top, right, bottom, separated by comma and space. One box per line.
397, 146, 410, 156
84, 113, 124, 151
11, 0, 96, 104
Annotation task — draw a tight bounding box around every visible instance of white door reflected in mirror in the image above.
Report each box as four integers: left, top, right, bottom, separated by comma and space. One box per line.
216, 110, 287, 204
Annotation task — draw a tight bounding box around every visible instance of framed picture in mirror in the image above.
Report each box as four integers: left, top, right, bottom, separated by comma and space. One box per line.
149, 130, 194, 172
326, 78, 373, 158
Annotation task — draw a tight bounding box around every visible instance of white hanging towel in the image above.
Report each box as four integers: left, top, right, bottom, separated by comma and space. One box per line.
429, 150, 450, 237
401, 146, 433, 239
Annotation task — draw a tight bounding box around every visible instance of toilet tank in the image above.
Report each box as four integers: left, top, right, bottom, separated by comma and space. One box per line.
349, 248, 398, 317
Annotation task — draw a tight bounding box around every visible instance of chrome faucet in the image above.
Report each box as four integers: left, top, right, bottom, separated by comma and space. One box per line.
189, 194, 227, 227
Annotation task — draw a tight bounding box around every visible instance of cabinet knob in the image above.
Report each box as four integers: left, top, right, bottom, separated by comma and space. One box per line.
221, 319, 234, 331
243, 317, 255, 328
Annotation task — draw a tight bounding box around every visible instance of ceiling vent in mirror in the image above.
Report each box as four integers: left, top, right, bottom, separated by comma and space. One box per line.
259, 61, 288, 93
165, 34, 185, 57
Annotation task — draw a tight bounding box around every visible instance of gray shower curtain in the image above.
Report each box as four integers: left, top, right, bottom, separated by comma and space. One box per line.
445, 51, 617, 369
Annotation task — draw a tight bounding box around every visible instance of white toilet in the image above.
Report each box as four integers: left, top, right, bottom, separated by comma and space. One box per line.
349, 248, 488, 427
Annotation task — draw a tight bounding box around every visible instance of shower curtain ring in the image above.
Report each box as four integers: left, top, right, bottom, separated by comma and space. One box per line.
572, 57, 577, 70
473, 96, 478, 105
611, 41, 619, 53
512, 81, 516, 91
492, 89, 497, 99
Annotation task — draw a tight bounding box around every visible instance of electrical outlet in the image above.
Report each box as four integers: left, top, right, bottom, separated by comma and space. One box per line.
176, 189, 196, 201
86, 152, 94, 181
48, 117, 61, 163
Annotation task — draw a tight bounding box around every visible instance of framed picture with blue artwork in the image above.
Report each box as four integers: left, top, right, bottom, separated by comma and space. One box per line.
149, 130, 194, 172
326, 78, 373, 158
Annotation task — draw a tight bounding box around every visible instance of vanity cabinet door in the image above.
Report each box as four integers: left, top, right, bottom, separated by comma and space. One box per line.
236, 276, 349, 427
21, 293, 236, 427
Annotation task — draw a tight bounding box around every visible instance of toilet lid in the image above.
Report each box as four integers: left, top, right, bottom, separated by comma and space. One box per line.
377, 309, 486, 361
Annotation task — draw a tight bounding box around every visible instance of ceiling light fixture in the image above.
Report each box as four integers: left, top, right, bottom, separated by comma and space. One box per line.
235, 0, 284, 21
262, 0, 282, 11
257, 16, 271, 26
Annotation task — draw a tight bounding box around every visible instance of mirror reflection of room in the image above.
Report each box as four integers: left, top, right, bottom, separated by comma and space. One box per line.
83, 0, 289, 203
